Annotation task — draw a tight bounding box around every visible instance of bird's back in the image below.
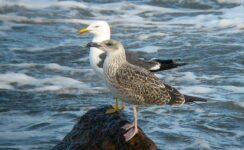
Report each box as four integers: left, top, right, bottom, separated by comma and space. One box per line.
113, 63, 185, 105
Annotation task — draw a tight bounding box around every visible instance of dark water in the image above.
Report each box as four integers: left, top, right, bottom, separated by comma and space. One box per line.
0, 0, 244, 149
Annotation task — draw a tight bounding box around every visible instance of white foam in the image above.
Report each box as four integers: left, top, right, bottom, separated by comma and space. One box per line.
44, 76, 82, 87
178, 72, 199, 83
83, 2, 181, 28
138, 32, 166, 40
192, 139, 211, 150
91, 1, 178, 14
0, 14, 92, 26
90, 2, 237, 32
0, 63, 36, 68
0, 63, 83, 72
0, 83, 14, 90
0, 73, 39, 86
53, 1, 87, 9
236, 102, 244, 108
219, 85, 244, 93
10, 43, 71, 52
2, 0, 243, 32
180, 86, 215, 94
160, 72, 221, 84
0, 0, 87, 10
169, 5, 244, 30
44, 63, 74, 71
131, 45, 159, 53
34, 85, 61, 92
0, 72, 90, 92
217, 0, 242, 4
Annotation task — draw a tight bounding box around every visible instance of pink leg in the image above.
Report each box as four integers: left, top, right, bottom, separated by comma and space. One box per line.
121, 122, 134, 130
123, 105, 138, 141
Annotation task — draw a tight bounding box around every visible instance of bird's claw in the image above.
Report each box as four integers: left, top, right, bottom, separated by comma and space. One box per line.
105, 107, 122, 114
122, 123, 138, 141
105, 99, 125, 114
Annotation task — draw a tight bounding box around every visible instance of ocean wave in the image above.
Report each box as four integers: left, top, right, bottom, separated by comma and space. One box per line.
168, 5, 244, 30
0, 14, 92, 25
0, 63, 77, 71
0, 72, 107, 94
180, 85, 215, 94
138, 32, 166, 40
0, 0, 87, 10
0, 0, 243, 31
130, 45, 160, 53
157, 72, 222, 84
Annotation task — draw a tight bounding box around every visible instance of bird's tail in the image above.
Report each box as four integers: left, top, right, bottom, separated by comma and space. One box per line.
150, 59, 188, 72
184, 95, 208, 103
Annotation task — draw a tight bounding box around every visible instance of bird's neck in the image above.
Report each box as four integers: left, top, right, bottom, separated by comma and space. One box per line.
90, 33, 111, 60
92, 33, 110, 42
103, 50, 127, 86
89, 33, 111, 75
104, 51, 127, 73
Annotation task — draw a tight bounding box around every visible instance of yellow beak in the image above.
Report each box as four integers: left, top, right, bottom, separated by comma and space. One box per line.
79, 28, 90, 34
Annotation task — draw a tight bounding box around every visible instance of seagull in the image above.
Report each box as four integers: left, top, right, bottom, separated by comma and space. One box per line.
79, 21, 187, 113
87, 40, 206, 141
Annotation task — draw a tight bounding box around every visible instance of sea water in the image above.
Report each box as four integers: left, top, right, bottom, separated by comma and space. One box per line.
0, 0, 243, 149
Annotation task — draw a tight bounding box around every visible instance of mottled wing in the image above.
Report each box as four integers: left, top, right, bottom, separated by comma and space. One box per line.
164, 84, 185, 105
115, 64, 171, 105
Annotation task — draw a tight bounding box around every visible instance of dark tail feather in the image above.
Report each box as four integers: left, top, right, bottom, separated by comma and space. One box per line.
151, 59, 188, 72
184, 95, 208, 103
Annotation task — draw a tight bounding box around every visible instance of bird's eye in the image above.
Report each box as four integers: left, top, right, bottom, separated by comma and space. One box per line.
106, 42, 113, 46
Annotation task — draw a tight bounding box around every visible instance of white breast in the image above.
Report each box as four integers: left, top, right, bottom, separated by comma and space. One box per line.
89, 34, 110, 78
89, 47, 104, 78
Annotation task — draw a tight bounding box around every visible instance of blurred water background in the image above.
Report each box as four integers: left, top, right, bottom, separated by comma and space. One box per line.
0, 0, 244, 149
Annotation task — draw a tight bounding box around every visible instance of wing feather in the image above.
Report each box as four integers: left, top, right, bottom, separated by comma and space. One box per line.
115, 64, 170, 105
115, 64, 185, 105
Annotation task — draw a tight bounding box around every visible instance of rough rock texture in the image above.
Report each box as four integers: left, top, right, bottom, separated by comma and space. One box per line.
52, 105, 157, 150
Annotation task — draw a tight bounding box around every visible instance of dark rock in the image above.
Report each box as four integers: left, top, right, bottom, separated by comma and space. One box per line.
52, 105, 157, 150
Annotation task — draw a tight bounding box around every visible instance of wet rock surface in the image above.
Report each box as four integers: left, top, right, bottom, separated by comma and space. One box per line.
52, 105, 157, 150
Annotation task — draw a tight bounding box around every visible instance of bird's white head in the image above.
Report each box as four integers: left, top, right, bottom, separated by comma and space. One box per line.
79, 21, 110, 42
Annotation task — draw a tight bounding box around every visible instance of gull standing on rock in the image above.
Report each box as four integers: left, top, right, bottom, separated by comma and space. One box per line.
79, 21, 187, 113
87, 40, 198, 142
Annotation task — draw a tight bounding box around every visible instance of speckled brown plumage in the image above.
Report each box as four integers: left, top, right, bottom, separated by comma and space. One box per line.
98, 40, 186, 106
112, 63, 185, 105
